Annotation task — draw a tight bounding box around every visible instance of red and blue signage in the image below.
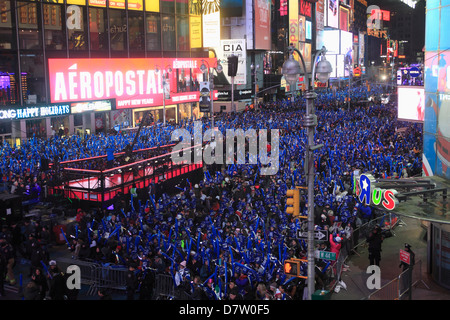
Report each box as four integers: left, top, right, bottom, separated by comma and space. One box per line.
354, 173, 398, 210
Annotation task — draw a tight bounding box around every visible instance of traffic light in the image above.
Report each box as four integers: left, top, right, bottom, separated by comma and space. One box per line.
284, 260, 300, 276
227, 55, 239, 77
286, 188, 300, 217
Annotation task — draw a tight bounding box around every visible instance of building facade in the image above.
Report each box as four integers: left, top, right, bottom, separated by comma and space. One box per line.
0, 0, 211, 144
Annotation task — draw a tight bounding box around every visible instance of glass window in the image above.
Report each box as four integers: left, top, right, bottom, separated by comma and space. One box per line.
67, 5, 87, 51
18, 2, 40, 50
129, 11, 144, 52
161, 0, 174, 13
89, 7, 108, 51
0, 0, 13, 50
0, 54, 19, 106
176, 15, 189, 51
21, 53, 46, 104
176, 0, 188, 14
44, 4, 65, 50
146, 13, 161, 51
161, 15, 175, 51
109, 9, 126, 51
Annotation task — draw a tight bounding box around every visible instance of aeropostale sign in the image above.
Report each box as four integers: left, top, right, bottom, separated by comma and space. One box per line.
48, 58, 219, 109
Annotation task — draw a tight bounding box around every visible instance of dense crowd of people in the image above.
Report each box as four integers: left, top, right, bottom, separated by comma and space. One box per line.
0, 84, 423, 300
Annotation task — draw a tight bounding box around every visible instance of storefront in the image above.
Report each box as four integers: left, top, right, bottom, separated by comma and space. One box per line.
133, 105, 177, 126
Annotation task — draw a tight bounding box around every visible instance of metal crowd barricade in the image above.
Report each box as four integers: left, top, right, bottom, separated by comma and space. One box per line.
93, 263, 129, 293
367, 260, 429, 300
154, 274, 177, 299
54, 257, 98, 291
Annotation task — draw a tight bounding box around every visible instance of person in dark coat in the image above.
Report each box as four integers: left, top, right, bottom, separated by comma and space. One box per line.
32, 267, 49, 300
126, 262, 138, 300
48, 260, 67, 300
366, 225, 383, 266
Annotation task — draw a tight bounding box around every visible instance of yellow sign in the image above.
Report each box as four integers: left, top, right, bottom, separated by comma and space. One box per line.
189, 15, 202, 48
128, 0, 143, 10
67, 0, 86, 4
145, 0, 159, 12
109, 0, 125, 9
289, 0, 299, 60
88, 0, 106, 7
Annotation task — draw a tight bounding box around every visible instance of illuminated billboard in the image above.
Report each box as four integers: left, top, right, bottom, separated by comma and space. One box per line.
202, 3, 220, 48
255, 0, 271, 50
397, 86, 425, 122
340, 30, 353, 74
299, 15, 306, 42
322, 29, 340, 54
326, 0, 339, 29
48, 58, 218, 109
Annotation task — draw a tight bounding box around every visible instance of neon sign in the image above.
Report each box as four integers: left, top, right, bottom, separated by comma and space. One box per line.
0, 104, 70, 120
354, 173, 398, 210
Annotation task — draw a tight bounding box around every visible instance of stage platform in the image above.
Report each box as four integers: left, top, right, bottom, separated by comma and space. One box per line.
49, 144, 203, 205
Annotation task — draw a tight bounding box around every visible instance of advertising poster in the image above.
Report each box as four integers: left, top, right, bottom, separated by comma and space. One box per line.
339, 6, 349, 31
316, 0, 325, 31
218, 39, 247, 85
326, 0, 339, 29
306, 20, 312, 40
48, 58, 218, 109
340, 30, 353, 74
289, 0, 299, 55
254, 0, 271, 50
299, 15, 306, 42
202, 4, 221, 48
299, 42, 311, 73
397, 86, 425, 122
189, 15, 202, 48
424, 49, 450, 178
322, 29, 340, 54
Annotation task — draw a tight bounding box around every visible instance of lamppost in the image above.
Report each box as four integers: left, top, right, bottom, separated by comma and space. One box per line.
200, 59, 223, 129
282, 45, 333, 300
155, 65, 172, 126
251, 63, 260, 109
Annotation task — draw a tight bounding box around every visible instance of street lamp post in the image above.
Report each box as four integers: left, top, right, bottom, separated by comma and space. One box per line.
251, 63, 260, 109
155, 65, 172, 126
282, 45, 332, 300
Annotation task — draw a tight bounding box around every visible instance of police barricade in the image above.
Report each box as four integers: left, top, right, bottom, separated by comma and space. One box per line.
92, 263, 129, 293
54, 257, 98, 289
154, 273, 177, 299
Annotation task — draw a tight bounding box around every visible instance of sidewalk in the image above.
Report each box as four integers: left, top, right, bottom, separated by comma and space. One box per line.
330, 216, 450, 300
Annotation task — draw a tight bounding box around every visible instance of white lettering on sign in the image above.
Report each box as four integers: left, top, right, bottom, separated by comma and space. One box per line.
172, 60, 198, 69
54, 68, 160, 102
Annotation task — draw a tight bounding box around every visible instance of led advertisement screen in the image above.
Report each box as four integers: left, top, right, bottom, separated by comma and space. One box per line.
48, 58, 218, 109
322, 29, 340, 54
340, 30, 353, 75
255, 0, 271, 50
326, 0, 339, 28
398, 86, 425, 122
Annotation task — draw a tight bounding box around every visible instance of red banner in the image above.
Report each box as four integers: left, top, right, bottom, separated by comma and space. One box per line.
48, 58, 218, 109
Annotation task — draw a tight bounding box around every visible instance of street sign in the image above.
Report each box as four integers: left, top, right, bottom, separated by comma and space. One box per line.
315, 250, 337, 261
400, 249, 410, 265
296, 229, 328, 241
